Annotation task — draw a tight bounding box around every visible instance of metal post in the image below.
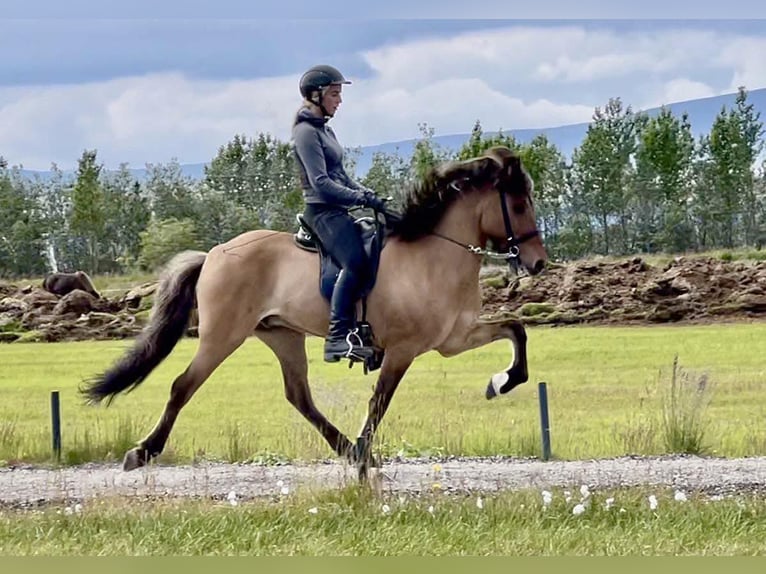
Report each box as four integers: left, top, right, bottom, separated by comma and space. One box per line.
51, 390, 61, 462
538, 382, 551, 461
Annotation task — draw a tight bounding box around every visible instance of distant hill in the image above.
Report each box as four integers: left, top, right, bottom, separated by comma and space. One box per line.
18, 87, 766, 182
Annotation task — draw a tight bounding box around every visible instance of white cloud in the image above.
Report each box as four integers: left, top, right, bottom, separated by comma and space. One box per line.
1, 24, 765, 170
649, 79, 717, 109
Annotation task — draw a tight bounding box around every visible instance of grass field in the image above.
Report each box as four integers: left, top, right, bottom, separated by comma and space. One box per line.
2, 486, 765, 555
1, 322, 765, 465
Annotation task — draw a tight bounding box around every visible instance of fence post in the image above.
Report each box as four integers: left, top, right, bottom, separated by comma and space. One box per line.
51, 390, 61, 463
538, 382, 551, 461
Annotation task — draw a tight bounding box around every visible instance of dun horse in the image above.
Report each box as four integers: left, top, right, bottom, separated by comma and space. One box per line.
81, 146, 548, 479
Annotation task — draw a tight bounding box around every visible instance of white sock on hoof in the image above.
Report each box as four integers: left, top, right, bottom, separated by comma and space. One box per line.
491, 371, 509, 396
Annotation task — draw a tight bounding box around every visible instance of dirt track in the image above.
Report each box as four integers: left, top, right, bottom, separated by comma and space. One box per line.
3, 455, 766, 506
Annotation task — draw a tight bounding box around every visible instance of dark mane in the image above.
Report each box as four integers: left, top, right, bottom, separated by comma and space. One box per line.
388, 146, 529, 242
387, 165, 465, 241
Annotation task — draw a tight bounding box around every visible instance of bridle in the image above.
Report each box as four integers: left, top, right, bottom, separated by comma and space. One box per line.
430, 177, 540, 272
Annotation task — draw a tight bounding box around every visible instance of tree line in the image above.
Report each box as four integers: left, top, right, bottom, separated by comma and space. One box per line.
1, 87, 764, 278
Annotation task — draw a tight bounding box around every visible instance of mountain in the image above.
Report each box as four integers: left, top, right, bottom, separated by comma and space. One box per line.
350, 87, 766, 175
17, 87, 766, 182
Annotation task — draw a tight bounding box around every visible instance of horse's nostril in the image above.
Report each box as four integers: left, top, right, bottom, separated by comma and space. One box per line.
532, 259, 546, 275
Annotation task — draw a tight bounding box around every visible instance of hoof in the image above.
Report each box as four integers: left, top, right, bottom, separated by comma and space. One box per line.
486, 369, 528, 399
123, 448, 149, 471
486, 372, 508, 400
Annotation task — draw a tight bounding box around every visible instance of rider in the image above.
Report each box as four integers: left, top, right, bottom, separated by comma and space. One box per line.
292, 64, 388, 363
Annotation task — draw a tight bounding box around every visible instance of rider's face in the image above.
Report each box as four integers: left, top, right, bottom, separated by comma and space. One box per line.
321, 85, 343, 116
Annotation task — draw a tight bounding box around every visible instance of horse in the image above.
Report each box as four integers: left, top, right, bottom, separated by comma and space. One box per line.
80, 145, 548, 480
42, 271, 100, 299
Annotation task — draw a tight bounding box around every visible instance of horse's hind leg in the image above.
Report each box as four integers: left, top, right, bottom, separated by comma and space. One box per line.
254, 326, 355, 460
123, 334, 248, 471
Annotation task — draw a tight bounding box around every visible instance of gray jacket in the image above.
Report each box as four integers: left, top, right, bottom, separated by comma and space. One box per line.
292, 107, 369, 207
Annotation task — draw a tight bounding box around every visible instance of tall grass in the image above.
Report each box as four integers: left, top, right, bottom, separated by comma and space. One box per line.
660, 355, 714, 455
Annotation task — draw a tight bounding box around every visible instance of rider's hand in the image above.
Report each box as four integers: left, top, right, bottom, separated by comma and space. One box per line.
361, 190, 387, 213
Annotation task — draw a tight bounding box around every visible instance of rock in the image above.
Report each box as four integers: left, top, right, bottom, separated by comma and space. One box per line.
53, 290, 97, 316
0, 297, 28, 314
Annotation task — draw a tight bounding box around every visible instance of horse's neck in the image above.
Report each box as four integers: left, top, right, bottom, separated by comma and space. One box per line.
433, 194, 485, 253
421, 194, 484, 281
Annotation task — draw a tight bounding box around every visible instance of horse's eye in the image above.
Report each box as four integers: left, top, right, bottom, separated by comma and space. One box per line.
512, 201, 526, 215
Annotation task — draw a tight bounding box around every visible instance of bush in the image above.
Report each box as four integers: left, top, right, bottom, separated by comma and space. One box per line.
137, 218, 199, 272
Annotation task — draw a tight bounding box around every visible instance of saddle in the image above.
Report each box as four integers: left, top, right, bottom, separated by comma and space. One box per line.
293, 212, 386, 373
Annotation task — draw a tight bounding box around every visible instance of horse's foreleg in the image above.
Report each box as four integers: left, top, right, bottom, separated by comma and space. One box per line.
255, 327, 355, 461
354, 352, 414, 481
436, 316, 528, 400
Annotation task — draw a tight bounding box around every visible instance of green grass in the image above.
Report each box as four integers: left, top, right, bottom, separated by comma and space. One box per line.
2, 487, 765, 555
1, 323, 765, 465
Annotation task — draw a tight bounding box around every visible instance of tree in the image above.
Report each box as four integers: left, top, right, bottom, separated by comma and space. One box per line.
410, 123, 454, 182
137, 218, 198, 272
102, 165, 151, 271
634, 107, 695, 252
0, 165, 46, 276
361, 150, 410, 209
205, 133, 300, 231
570, 98, 642, 255
145, 160, 199, 223
69, 150, 106, 273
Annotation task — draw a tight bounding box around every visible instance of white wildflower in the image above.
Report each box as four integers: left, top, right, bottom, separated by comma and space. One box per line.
227, 491, 238, 507
476, 497, 484, 510
648, 495, 659, 510
276, 479, 284, 487
280, 485, 290, 496
674, 490, 687, 502
564, 490, 572, 503
64, 506, 73, 516
382, 504, 391, 514
74, 503, 82, 514
428, 505, 435, 514
605, 497, 615, 510
541, 490, 553, 506
308, 507, 318, 514
619, 508, 627, 513
580, 485, 591, 499
572, 503, 586, 516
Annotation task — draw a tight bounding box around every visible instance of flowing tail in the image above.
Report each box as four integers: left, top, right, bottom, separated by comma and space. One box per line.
80, 250, 208, 406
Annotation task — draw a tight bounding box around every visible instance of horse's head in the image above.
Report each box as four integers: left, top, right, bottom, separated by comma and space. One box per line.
438, 146, 548, 275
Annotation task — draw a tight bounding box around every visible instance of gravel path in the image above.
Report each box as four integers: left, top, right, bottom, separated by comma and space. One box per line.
2, 455, 766, 506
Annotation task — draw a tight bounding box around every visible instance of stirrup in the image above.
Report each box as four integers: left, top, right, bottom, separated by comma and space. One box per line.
344, 328, 375, 361
324, 328, 375, 363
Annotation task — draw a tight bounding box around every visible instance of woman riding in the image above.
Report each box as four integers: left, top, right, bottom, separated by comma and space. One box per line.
292, 64, 387, 363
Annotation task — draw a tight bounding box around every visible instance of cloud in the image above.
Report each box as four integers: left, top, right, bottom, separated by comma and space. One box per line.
1, 23, 765, 170
0, 73, 300, 170
646, 79, 717, 109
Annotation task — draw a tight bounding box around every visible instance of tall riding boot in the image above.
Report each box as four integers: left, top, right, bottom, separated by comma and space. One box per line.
324, 269, 375, 363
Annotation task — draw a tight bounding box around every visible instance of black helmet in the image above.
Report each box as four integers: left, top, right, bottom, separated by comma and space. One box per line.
299, 64, 351, 99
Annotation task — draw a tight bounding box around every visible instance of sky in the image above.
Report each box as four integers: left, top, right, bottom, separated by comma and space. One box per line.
1, 2, 765, 170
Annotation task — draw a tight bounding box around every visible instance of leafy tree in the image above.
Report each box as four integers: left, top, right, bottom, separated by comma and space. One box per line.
137, 218, 198, 272
145, 160, 199, 223
570, 98, 642, 255
102, 165, 151, 270
634, 107, 695, 252
69, 150, 106, 273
